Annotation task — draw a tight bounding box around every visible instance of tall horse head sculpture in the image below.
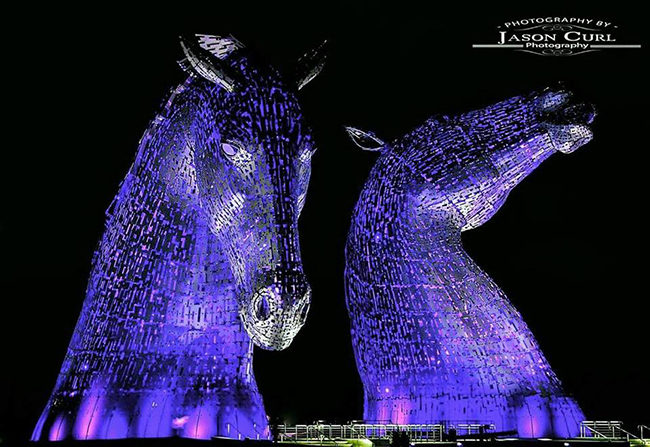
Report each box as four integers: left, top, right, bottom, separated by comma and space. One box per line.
33, 34, 325, 441
178, 34, 323, 349
344, 87, 595, 437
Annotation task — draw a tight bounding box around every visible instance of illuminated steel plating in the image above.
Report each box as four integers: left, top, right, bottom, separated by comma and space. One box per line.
33, 34, 325, 441
344, 88, 595, 438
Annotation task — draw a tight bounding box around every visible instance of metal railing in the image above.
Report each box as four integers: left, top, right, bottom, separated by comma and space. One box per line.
277, 423, 444, 442
579, 421, 646, 442
277, 421, 650, 444
276, 422, 497, 443
580, 421, 624, 438
445, 423, 497, 437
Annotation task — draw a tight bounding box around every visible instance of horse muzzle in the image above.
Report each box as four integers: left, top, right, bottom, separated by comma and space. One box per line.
240, 272, 311, 350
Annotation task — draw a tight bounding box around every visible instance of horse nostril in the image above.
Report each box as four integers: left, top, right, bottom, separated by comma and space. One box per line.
299, 301, 310, 322
255, 293, 271, 321
298, 288, 312, 323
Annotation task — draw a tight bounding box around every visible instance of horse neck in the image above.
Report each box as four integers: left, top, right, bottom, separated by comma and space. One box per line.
346, 167, 565, 395
98, 79, 236, 304
346, 157, 469, 289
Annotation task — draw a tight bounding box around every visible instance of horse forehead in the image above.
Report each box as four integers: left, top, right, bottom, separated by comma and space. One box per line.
261, 138, 307, 163
249, 86, 301, 115
258, 132, 311, 172
247, 95, 307, 140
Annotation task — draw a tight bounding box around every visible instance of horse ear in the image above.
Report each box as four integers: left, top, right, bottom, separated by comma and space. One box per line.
178, 34, 244, 92
295, 40, 327, 90
344, 126, 385, 152
195, 34, 244, 59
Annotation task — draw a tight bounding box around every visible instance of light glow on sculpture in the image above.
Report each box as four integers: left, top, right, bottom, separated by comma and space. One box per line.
32, 34, 326, 441
344, 88, 595, 438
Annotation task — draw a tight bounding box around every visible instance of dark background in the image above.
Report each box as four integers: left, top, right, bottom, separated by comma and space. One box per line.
2, 3, 648, 445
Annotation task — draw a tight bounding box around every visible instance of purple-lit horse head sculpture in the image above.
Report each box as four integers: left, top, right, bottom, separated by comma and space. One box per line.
33, 34, 325, 441
344, 88, 594, 437
179, 35, 319, 350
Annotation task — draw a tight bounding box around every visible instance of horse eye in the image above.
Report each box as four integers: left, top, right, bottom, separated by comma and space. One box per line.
221, 142, 239, 156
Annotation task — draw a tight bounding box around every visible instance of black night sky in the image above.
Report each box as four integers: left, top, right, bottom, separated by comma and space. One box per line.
2, 3, 648, 445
